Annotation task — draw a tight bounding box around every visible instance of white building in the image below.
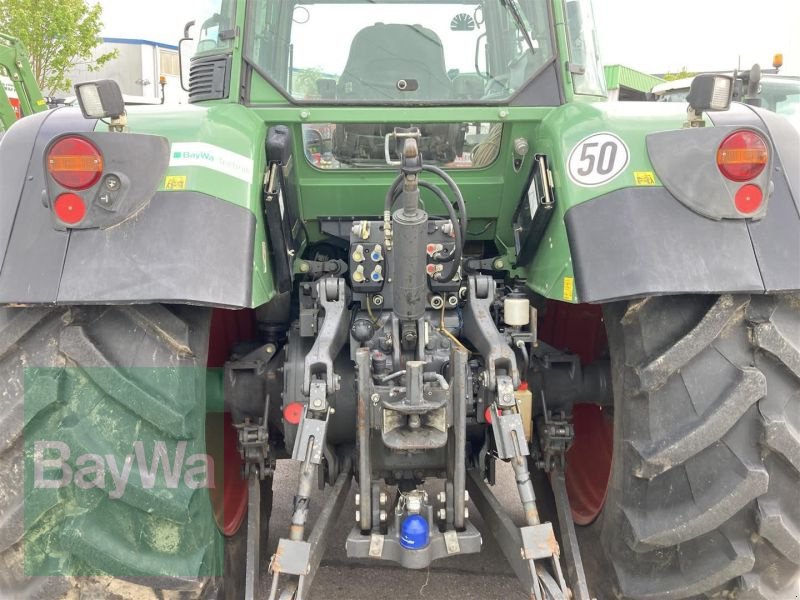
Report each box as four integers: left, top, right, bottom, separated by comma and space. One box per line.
66, 38, 186, 104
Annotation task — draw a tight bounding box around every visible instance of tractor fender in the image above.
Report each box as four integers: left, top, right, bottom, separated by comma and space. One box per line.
0, 108, 259, 308
564, 104, 800, 303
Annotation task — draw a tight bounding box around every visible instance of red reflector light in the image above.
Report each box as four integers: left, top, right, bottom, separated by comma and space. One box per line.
53, 193, 87, 225
735, 184, 764, 215
47, 137, 104, 190
484, 406, 493, 424
717, 131, 768, 182
283, 402, 305, 425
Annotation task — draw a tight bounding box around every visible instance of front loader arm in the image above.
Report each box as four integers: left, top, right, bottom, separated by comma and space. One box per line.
0, 32, 47, 129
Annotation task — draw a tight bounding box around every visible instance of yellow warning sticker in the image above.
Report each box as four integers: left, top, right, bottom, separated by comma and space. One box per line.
164, 175, 188, 191
634, 171, 657, 186
36, 98, 47, 106
563, 277, 575, 302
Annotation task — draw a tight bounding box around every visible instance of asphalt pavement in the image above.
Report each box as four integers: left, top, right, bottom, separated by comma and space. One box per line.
260, 458, 607, 600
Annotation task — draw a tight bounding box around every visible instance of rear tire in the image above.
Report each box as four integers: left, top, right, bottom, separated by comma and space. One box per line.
0, 306, 225, 599
594, 294, 800, 599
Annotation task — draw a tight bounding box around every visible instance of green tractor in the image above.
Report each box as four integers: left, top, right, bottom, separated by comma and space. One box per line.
1, 1, 798, 599
0, 32, 48, 131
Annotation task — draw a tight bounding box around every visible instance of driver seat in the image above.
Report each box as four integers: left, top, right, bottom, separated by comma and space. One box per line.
338, 23, 452, 101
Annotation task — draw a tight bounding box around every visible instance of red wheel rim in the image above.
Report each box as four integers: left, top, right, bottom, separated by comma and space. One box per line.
207, 412, 249, 536
206, 309, 256, 537
565, 404, 613, 526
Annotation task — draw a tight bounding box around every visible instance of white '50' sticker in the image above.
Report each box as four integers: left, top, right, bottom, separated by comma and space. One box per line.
567, 133, 630, 187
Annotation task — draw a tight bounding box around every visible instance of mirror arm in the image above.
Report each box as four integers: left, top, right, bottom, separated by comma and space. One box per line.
179, 21, 196, 94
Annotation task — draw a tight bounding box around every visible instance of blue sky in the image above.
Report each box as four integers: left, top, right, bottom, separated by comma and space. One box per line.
98, 0, 800, 75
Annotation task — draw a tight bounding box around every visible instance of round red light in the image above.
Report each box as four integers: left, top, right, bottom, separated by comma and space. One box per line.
283, 402, 305, 425
53, 193, 87, 225
717, 131, 768, 182
484, 406, 493, 424
47, 137, 104, 190
734, 184, 764, 215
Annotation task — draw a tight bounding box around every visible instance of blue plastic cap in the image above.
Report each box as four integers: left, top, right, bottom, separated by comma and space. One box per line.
399, 514, 430, 550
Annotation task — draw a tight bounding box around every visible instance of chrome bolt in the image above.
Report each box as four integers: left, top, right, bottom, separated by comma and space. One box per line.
379, 511, 388, 522
438, 509, 447, 521
437, 492, 446, 504
355, 510, 361, 522
355, 493, 361, 505
371, 393, 381, 405
379, 492, 388, 505
464, 491, 470, 502
464, 508, 469, 519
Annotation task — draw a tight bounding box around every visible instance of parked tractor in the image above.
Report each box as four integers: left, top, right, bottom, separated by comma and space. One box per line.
652, 56, 800, 128
1, 1, 798, 599
0, 32, 48, 131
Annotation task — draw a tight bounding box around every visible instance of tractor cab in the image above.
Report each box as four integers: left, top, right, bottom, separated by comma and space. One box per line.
2, 1, 800, 599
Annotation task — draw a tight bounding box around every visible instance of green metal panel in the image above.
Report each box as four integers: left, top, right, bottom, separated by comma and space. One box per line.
528, 99, 687, 302
123, 0, 695, 308
120, 104, 277, 308
605, 65, 664, 94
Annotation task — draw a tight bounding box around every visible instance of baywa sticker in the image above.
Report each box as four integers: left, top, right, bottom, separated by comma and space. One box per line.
170, 143, 254, 183
567, 133, 630, 187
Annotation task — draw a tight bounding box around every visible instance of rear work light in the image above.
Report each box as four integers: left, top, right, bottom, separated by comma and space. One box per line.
717, 130, 768, 182
53, 193, 87, 225
47, 137, 104, 190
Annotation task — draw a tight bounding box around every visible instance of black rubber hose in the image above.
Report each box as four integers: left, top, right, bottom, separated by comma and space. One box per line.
422, 165, 468, 243
385, 174, 404, 214
393, 181, 462, 280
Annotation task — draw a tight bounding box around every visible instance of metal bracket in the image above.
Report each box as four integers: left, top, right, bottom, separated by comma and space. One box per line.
466, 469, 568, 600
462, 276, 520, 390
269, 460, 353, 600
490, 406, 530, 461
292, 407, 329, 465
303, 278, 349, 395
384, 127, 421, 166
536, 406, 575, 473
533, 404, 593, 600
244, 472, 263, 600
236, 399, 272, 479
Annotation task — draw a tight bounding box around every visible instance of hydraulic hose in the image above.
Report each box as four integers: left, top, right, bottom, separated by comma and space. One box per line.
385, 165, 468, 282
422, 165, 468, 243
392, 181, 462, 281
385, 174, 405, 213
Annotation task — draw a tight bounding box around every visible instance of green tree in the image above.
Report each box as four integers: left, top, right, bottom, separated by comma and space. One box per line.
663, 68, 697, 81
0, 0, 116, 94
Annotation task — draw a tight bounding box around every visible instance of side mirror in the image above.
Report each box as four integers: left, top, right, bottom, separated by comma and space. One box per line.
745, 64, 762, 107
74, 80, 125, 120
179, 20, 196, 93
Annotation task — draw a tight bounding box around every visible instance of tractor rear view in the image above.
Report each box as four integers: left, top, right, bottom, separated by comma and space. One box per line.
0, 1, 798, 599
